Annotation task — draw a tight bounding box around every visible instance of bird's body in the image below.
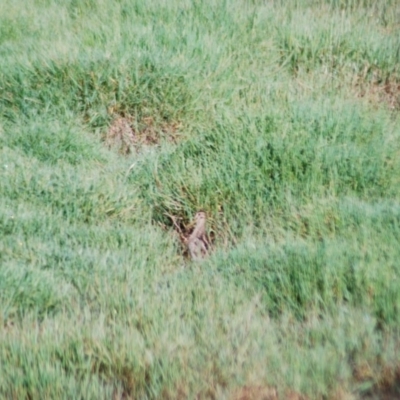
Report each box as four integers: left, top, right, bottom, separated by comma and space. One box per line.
187, 211, 209, 260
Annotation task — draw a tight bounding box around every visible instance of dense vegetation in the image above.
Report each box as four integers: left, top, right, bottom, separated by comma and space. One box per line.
1, 0, 400, 398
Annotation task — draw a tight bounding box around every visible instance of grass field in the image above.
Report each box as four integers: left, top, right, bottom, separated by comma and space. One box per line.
1, 0, 400, 398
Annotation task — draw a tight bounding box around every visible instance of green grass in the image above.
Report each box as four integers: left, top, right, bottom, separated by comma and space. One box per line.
1, 0, 400, 398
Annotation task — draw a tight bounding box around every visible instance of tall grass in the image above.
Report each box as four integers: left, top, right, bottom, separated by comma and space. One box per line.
1, 0, 400, 398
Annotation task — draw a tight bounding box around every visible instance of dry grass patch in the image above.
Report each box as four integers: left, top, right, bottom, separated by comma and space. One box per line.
363, 365, 400, 400
352, 360, 400, 400
230, 386, 278, 400
230, 386, 309, 400
354, 71, 400, 111
105, 114, 182, 155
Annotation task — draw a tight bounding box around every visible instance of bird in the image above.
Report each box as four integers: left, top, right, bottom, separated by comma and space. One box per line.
187, 211, 210, 260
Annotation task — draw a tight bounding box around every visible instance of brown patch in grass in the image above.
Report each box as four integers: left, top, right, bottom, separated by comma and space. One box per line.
104, 113, 182, 155
230, 386, 278, 400
363, 365, 400, 400
352, 361, 400, 400
354, 70, 400, 111
328, 387, 355, 400
161, 383, 188, 400
230, 386, 308, 400
353, 362, 375, 383
284, 391, 308, 400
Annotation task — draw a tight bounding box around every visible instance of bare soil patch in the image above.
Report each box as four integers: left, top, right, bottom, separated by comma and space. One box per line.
104, 114, 182, 154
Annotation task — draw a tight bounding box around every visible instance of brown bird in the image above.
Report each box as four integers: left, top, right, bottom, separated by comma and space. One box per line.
187, 211, 210, 260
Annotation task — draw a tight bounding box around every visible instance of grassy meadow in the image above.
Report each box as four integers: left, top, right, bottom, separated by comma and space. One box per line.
1, 0, 400, 398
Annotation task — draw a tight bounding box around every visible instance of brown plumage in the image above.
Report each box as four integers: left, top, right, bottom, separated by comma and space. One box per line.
187, 211, 210, 260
